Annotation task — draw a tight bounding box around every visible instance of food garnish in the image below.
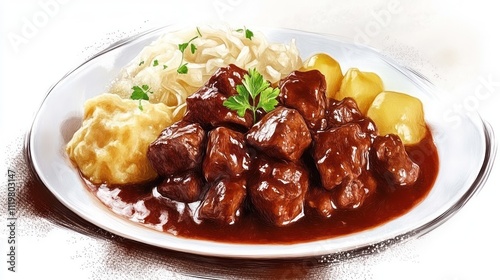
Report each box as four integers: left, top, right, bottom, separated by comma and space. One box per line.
223, 68, 279, 123
130, 84, 153, 110
177, 35, 199, 74
236, 27, 254, 40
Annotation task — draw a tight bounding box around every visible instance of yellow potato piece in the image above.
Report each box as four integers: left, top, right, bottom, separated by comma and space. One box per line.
335, 68, 384, 114
367, 91, 427, 145
302, 53, 343, 98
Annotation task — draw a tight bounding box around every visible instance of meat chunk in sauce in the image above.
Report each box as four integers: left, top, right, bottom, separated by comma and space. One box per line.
371, 134, 420, 187
307, 171, 376, 217
333, 172, 376, 209
157, 171, 203, 203
248, 157, 309, 226
356, 117, 378, 138
306, 186, 336, 218
198, 177, 247, 225
203, 127, 251, 181
312, 123, 371, 190
325, 97, 364, 128
184, 65, 253, 130
147, 121, 206, 176
324, 97, 378, 137
278, 70, 327, 130
207, 64, 247, 97
246, 107, 312, 162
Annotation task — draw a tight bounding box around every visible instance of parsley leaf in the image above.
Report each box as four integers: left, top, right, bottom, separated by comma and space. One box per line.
258, 87, 280, 112
153, 59, 159, 66
223, 68, 279, 123
139, 61, 144, 66
245, 28, 254, 40
130, 85, 153, 110
177, 35, 199, 74
223, 91, 251, 117
177, 63, 189, 74
178, 42, 189, 53
236, 27, 254, 40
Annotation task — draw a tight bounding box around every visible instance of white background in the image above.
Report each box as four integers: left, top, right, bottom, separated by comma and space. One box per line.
1, 0, 499, 279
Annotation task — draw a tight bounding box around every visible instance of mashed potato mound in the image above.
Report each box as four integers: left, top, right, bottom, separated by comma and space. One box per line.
66, 93, 172, 185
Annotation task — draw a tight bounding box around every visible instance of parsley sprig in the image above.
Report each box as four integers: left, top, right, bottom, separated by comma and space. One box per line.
130, 85, 153, 110
223, 68, 279, 123
177, 36, 197, 74
236, 27, 254, 40
177, 28, 202, 74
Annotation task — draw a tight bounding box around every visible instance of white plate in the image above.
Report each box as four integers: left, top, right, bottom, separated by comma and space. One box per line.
27, 25, 496, 259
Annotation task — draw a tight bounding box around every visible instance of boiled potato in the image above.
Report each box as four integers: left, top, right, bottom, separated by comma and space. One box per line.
302, 53, 343, 98
367, 91, 426, 145
335, 68, 384, 114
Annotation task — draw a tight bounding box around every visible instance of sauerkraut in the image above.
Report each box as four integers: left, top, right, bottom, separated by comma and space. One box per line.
109, 26, 303, 121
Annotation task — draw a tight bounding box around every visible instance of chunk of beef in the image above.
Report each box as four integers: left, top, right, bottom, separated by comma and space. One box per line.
307, 171, 376, 216
333, 172, 376, 209
207, 64, 247, 97
371, 134, 420, 187
306, 186, 336, 218
147, 121, 205, 176
356, 117, 378, 139
312, 123, 371, 190
202, 127, 250, 181
333, 179, 366, 209
248, 156, 309, 226
157, 171, 203, 203
198, 177, 247, 225
183, 86, 253, 130
278, 70, 327, 130
323, 97, 378, 138
184, 65, 253, 130
325, 97, 363, 129
246, 107, 312, 162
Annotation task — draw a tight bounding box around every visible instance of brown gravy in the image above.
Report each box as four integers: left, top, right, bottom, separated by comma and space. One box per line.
85, 131, 438, 244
